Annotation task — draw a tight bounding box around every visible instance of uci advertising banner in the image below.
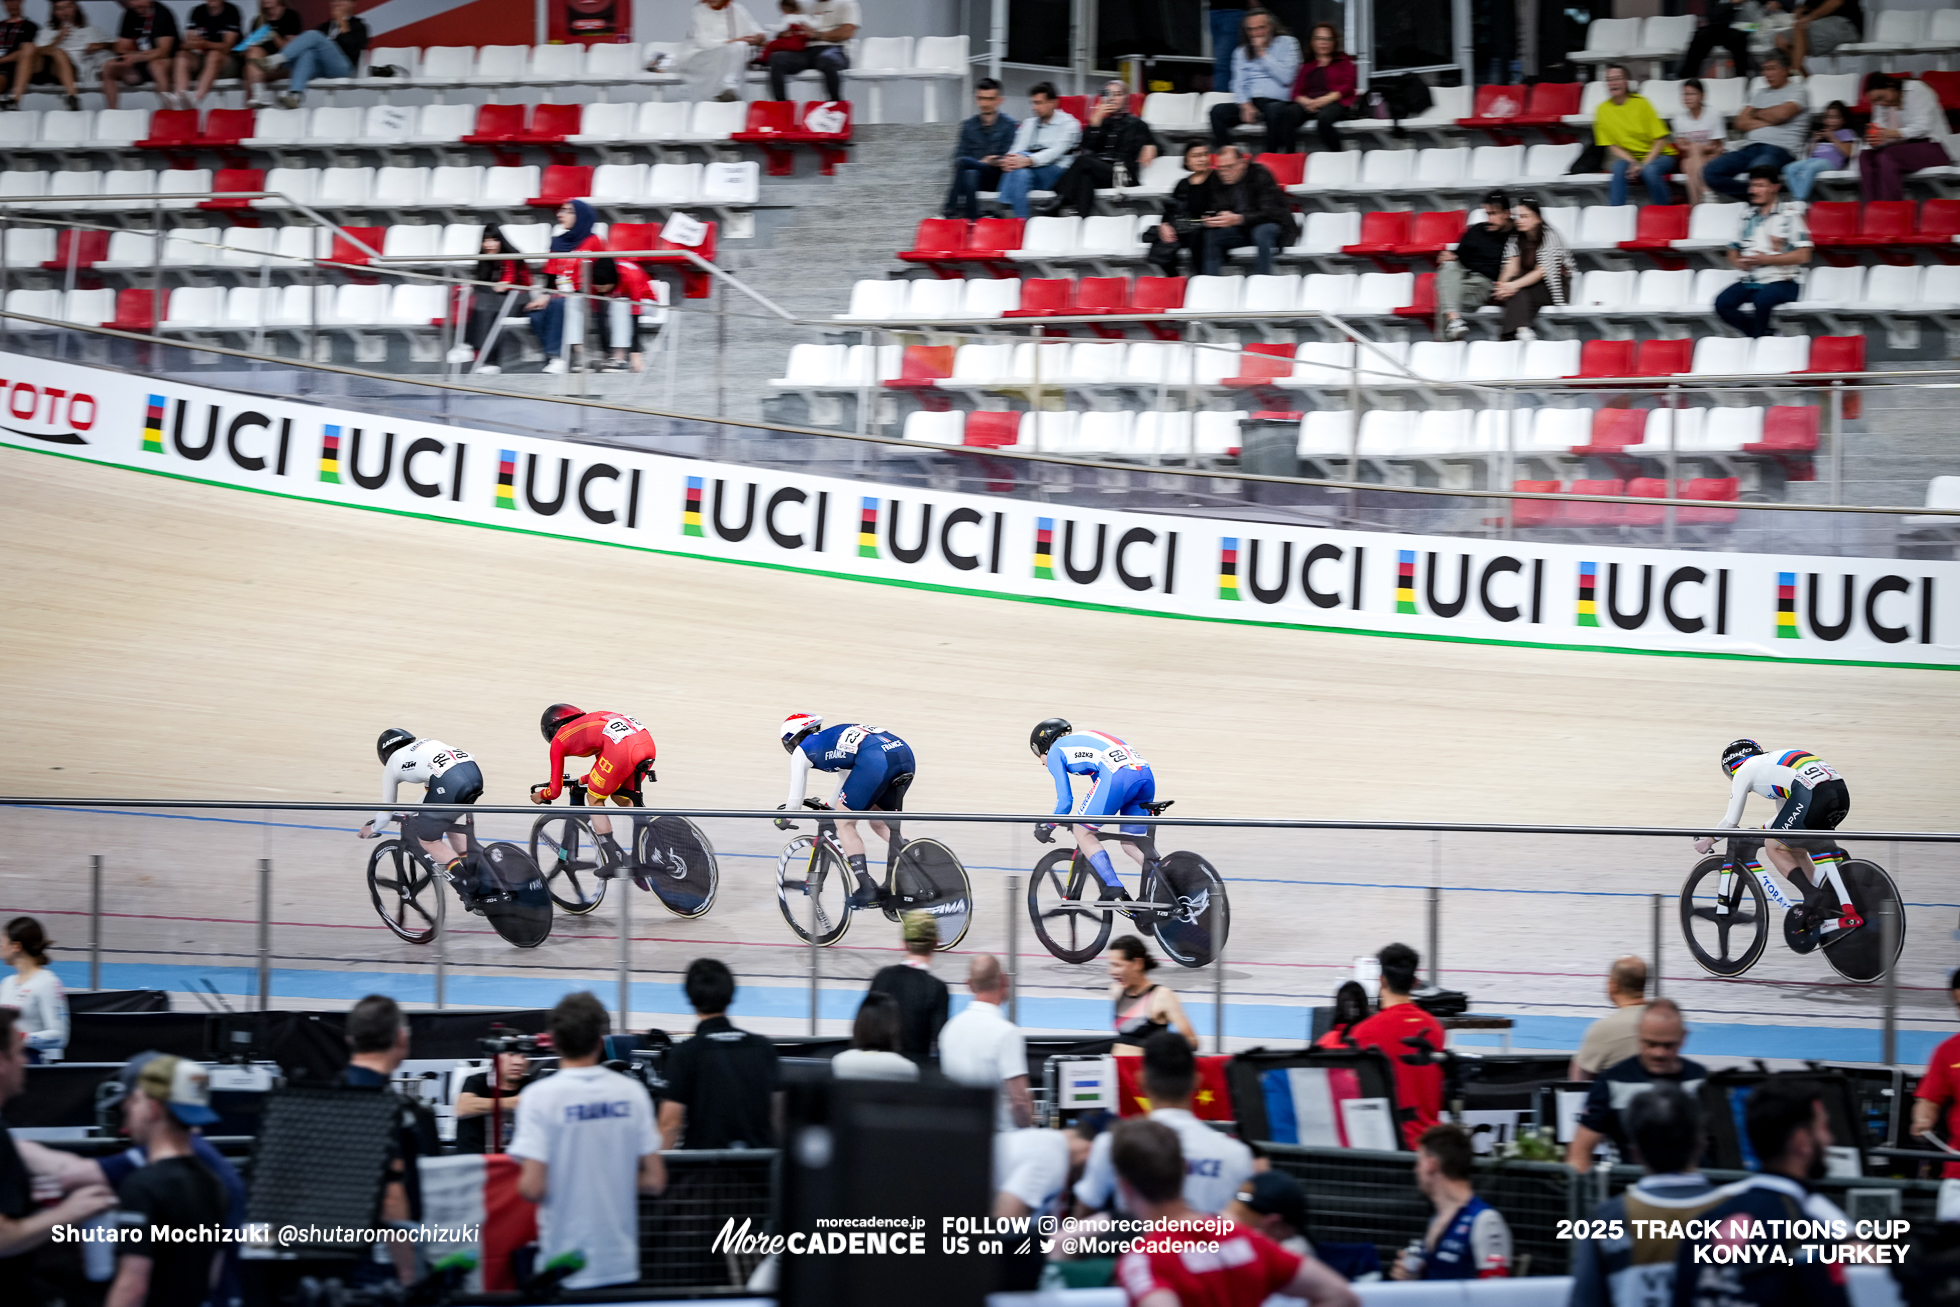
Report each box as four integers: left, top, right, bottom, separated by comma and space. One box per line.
1, 352, 1953, 670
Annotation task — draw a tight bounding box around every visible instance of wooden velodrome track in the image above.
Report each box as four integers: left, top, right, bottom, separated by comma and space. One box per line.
3, 442, 1957, 1062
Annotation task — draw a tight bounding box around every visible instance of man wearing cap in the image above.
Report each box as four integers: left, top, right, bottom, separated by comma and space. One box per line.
104, 1052, 229, 1307
0, 1009, 117, 1303
1227, 1170, 1314, 1258
868, 911, 950, 1062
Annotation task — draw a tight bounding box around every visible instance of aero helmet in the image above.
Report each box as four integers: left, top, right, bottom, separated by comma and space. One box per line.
781, 713, 822, 754
376, 728, 415, 765
1721, 739, 1765, 776
541, 704, 584, 741
1030, 718, 1073, 758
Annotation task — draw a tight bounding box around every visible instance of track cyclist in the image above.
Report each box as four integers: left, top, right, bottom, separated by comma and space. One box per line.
1030, 718, 1157, 903
530, 704, 657, 883
776, 714, 915, 909
359, 729, 483, 875
1696, 739, 1856, 932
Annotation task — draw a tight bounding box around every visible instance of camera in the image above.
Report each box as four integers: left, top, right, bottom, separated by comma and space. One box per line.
478, 1025, 543, 1056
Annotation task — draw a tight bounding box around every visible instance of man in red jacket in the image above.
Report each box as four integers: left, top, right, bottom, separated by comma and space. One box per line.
1344, 942, 1444, 1149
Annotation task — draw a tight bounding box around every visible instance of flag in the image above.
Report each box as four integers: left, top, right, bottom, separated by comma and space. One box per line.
417, 1153, 538, 1291
1115, 1054, 1235, 1121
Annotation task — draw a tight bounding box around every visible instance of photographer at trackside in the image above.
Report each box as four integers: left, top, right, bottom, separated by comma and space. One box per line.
455, 1051, 533, 1154
510, 993, 664, 1291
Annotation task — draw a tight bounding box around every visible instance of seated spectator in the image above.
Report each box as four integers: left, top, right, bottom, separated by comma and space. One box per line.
1569, 955, 1648, 1082
868, 911, 950, 1060
1671, 79, 1727, 206
1345, 942, 1444, 1147
1678, 1, 1753, 78
249, 0, 365, 108
0, 1010, 118, 1295
33, 0, 114, 112
1909, 968, 1960, 1176
1704, 51, 1808, 199
0, 0, 39, 112
1595, 64, 1675, 206
1, 917, 67, 1064
1567, 1083, 1723, 1307
1053, 79, 1159, 216
1784, 98, 1857, 201
1110, 934, 1198, 1054
529, 199, 602, 375
1289, 23, 1359, 153
660, 958, 781, 1149
1147, 142, 1216, 276
451, 227, 532, 376
1778, 0, 1860, 76
998, 82, 1082, 219
454, 1050, 533, 1153
1861, 73, 1951, 203
236, 0, 302, 109
1207, 9, 1304, 156
833, 991, 918, 1081
1437, 189, 1512, 341
1494, 197, 1575, 343
1313, 978, 1373, 1048
1075, 1031, 1254, 1215
1715, 165, 1811, 338
1567, 998, 1708, 1172
1196, 144, 1297, 276
677, 0, 763, 103
945, 78, 1017, 220
1751, 1, 1797, 65
1389, 1124, 1511, 1280
586, 257, 659, 373
99, 0, 178, 109
1227, 1170, 1313, 1257
170, 0, 241, 110
766, 0, 854, 102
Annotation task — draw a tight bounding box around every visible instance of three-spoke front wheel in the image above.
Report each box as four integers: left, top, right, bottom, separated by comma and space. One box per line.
1679, 854, 1769, 977
777, 836, 853, 946
1028, 848, 1113, 964
529, 814, 609, 915
367, 839, 442, 945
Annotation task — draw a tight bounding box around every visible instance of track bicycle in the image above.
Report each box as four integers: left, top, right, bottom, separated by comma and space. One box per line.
1679, 834, 1904, 983
528, 777, 720, 919
366, 812, 553, 948
1027, 802, 1230, 968
774, 793, 972, 949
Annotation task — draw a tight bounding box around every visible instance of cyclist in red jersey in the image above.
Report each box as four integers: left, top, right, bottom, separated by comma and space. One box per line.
1110, 1119, 1357, 1307
529, 704, 657, 877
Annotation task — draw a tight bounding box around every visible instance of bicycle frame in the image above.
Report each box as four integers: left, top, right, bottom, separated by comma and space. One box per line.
1721, 837, 1853, 930
802, 800, 904, 888
1048, 825, 1177, 922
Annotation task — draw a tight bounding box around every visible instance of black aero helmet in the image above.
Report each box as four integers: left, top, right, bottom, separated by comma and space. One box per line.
541, 703, 584, 741
1030, 718, 1073, 758
376, 728, 415, 764
1721, 739, 1765, 776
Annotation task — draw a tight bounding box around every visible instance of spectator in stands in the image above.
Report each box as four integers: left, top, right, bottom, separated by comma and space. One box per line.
1568, 955, 1648, 1082
1567, 1083, 1722, 1307
1110, 934, 1198, 1055
1677, 1, 1752, 79
1436, 189, 1512, 341
32, 0, 112, 112
511, 992, 664, 1292
1076, 1031, 1255, 1215
997, 82, 1082, 219
1054, 78, 1159, 216
1114, 1119, 1359, 1307
1313, 977, 1374, 1046
339, 995, 438, 1284
1671, 79, 1727, 206
1227, 1170, 1313, 1257
1289, 23, 1359, 154
1567, 998, 1707, 1172
661, 958, 781, 1149
868, 910, 949, 1061
103, 1052, 230, 1307
0, 0, 38, 112
939, 955, 1071, 1219
766, 0, 854, 103
170, 0, 241, 109
1777, 0, 1861, 76
1208, 8, 1303, 157
1715, 165, 1811, 338
236, 0, 303, 108
944, 78, 1017, 220
1595, 64, 1676, 206
0, 1010, 116, 1298
1909, 968, 1960, 1176
1669, 1077, 1852, 1306
587, 257, 658, 372
677, 0, 763, 103
1784, 99, 1857, 201
529, 199, 601, 374
1148, 141, 1216, 276
454, 1050, 533, 1153
1388, 1124, 1511, 1280
247, 0, 364, 108
452, 227, 531, 376
1494, 196, 1574, 343
1344, 942, 1444, 1148
1195, 144, 1296, 276
1703, 51, 1808, 199
1, 917, 66, 1063
832, 990, 919, 1081
99, 0, 176, 109
1860, 73, 1952, 203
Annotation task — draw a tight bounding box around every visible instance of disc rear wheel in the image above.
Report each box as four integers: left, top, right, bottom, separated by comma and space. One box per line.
1153, 851, 1228, 969
1028, 848, 1113, 964
777, 836, 852, 946
1820, 860, 1905, 984
476, 842, 553, 948
635, 815, 720, 919
890, 838, 972, 950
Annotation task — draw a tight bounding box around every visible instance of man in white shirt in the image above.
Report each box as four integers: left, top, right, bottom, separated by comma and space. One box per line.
998, 81, 1082, 218
1861, 73, 1952, 202
1074, 1030, 1253, 1216
1715, 165, 1811, 338
766, 0, 855, 101
938, 955, 1071, 1218
510, 993, 665, 1290
676, 0, 762, 102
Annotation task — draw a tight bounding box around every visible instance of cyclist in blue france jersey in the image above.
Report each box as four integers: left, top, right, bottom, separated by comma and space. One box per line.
777, 713, 917, 909
1030, 718, 1155, 902
1696, 739, 1855, 929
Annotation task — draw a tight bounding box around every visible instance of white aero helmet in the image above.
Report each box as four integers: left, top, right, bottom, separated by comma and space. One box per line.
781, 713, 823, 753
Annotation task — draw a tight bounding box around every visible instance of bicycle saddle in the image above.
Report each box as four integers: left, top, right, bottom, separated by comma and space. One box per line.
1144, 800, 1175, 816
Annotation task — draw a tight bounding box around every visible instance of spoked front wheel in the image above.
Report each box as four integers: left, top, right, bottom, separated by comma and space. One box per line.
1027, 848, 1113, 964
777, 836, 852, 946
635, 815, 720, 919
367, 839, 442, 945
1679, 855, 1769, 977
529, 813, 609, 915
889, 838, 972, 950
1153, 851, 1229, 969
1821, 860, 1906, 984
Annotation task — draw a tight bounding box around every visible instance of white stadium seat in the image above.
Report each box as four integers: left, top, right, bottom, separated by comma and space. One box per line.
647, 163, 703, 204
528, 43, 585, 81
470, 45, 530, 83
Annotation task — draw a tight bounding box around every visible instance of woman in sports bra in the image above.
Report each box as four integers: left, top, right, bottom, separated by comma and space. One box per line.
1107, 935, 1198, 1057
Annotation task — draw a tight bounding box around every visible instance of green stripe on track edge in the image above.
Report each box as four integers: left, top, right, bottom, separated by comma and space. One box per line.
9, 439, 1957, 674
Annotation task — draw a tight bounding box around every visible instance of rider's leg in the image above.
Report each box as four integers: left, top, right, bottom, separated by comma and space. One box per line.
1762, 838, 1819, 890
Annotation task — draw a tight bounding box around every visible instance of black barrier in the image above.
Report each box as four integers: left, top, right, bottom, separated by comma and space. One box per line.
68, 989, 171, 1014
61, 1008, 553, 1076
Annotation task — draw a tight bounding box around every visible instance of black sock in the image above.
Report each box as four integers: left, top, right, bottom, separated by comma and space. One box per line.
847, 854, 869, 879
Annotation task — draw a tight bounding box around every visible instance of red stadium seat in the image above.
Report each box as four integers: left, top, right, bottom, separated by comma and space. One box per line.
462, 103, 526, 144
964, 411, 1022, 448
199, 167, 264, 211
898, 218, 971, 275
1807, 201, 1861, 264
1058, 96, 1090, 123
1074, 276, 1130, 313
731, 100, 852, 176
1677, 477, 1740, 524
969, 218, 1024, 255
1850, 200, 1918, 262
1806, 335, 1865, 373
1343, 211, 1412, 257
646, 219, 719, 296
607, 221, 659, 251
1458, 83, 1527, 130
1392, 271, 1437, 321
1397, 211, 1465, 258
520, 103, 583, 144
1622, 477, 1669, 527
1509, 480, 1562, 528
1223, 342, 1295, 387
43, 228, 108, 270
1255, 152, 1305, 186
883, 344, 957, 390
1132, 276, 1186, 312
790, 100, 852, 141
1512, 81, 1583, 132
1916, 198, 1960, 251
1128, 93, 1146, 117
112, 288, 166, 331
1578, 409, 1647, 454
1635, 338, 1694, 376
1558, 478, 1626, 526
1749, 405, 1821, 452
328, 226, 385, 267
1620, 205, 1690, 268
1002, 278, 1072, 317
529, 165, 593, 206
1577, 339, 1635, 378
196, 108, 256, 147
137, 108, 198, 150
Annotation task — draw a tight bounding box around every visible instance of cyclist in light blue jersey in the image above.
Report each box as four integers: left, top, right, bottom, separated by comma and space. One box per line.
1029, 717, 1156, 902
777, 713, 917, 908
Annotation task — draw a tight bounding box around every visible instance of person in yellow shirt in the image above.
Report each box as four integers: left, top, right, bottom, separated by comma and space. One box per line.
1594, 64, 1676, 206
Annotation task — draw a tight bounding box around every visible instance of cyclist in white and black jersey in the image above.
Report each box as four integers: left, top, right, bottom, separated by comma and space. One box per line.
358, 728, 484, 873
1696, 739, 1853, 927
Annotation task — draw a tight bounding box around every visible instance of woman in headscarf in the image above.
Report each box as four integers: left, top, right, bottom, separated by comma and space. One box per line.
528, 199, 602, 374
450, 226, 531, 375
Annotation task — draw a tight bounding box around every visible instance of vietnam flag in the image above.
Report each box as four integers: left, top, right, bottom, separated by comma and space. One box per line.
1115, 1054, 1235, 1121
417, 1154, 538, 1291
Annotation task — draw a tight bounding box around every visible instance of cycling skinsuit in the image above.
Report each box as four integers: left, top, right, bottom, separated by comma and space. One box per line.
1719, 748, 1849, 851
784, 724, 915, 812
1046, 730, 1156, 837
542, 711, 657, 803
374, 739, 483, 843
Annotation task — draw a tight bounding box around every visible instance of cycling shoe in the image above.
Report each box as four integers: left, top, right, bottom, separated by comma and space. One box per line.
1097, 881, 1133, 904
1783, 906, 1822, 954
847, 877, 884, 910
